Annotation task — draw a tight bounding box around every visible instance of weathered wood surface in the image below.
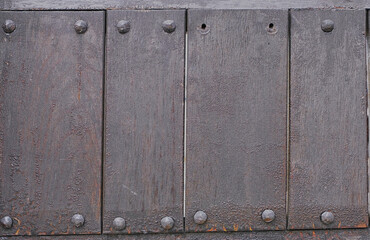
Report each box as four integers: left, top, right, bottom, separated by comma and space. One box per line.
6, 229, 370, 240
0, 11, 104, 235
289, 9, 368, 230
104, 10, 185, 234
0, 0, 368, 10
186, 9, 288, 232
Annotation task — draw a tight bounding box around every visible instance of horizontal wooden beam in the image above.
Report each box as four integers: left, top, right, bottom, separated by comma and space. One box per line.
3, 229, 370, 239
0, 0, 369, 10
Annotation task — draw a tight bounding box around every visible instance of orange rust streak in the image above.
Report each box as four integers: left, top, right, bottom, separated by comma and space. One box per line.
206, 227, 217, 232
127, 227, 131, 234
233, 224, 238, 231
338, 221, 341, 228
249, 226, 252, 231
222, 226, 227, 232
15, 229, 20, 235
355, 222, 367, 228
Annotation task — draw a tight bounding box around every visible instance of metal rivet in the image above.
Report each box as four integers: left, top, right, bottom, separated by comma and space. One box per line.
117, 20, 130, 34
112, 217, 126, 231
320, 211, 334, 225
1, 216, 13, 229
2, 20, 16, 34
261, 209, 275, 223
162, 20, 176, 33
71, 214, 85, 227
194, 210, 207, 225
321, 19, 334, 32
161, 216, 174, 230
74, 20, 88, 34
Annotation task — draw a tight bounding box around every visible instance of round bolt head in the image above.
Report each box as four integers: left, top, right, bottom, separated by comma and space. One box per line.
321, 211, 334, 225
71, 214, 85, 228
162, 20, 176, 33
194, 210, 207, 225
321, 19, 334, 32
2, 20, 16, 34
1, 216, 13, 229
161, 216, 174, 230
261, 209, 275, 223
74, 20, 88, 34
117, 20, 130, 34
112, 217, 126, 231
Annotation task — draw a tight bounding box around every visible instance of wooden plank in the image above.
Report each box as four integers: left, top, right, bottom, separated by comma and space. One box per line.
0, 11, 104, 235
186, 9, 288, 232
289, 9, 368, 230
7, 228, 370, 240
0, 0, 368, 11
104, 10, 185, 234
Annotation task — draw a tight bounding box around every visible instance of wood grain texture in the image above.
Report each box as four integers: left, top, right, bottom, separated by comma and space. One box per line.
7, 229, 370, 240
104, 10, 185, 234
289, 9, 368, 230
0, 11, 104, 236
186, 9, 288, 232
0, 0, 368, 10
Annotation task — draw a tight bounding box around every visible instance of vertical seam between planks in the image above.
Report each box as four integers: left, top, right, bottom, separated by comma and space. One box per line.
286, 9, 291, 229
183, 9, 188, 232
101, 9, 108, 234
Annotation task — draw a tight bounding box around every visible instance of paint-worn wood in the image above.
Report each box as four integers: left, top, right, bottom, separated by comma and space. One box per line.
186, 9, 288, 232
104, 10, 185, 234
0, 0, 367, 10
0, 11, 104, 235
8, 228, 370, 240
289, 9, 368, 230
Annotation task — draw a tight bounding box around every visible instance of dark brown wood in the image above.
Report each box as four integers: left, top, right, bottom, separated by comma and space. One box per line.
104, 10, 185, 234
0, 0, 368, 10
289, 9, 368, 230
0, 11, 104, 235
186, 9, 288, 232
8, 228, 370, 240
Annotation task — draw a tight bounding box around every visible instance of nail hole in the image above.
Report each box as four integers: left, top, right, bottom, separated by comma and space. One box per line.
201, 23, 207, 29
269, 23, 274, 29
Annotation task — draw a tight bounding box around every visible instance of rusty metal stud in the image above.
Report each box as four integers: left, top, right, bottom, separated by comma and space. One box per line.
162, 20, 176, 33
2, 20, 16, 34
320, 211, 334, 225
117, 20, 130, 34
74, 20, 88, 34
161, 216, 174, 230
71, 214, 85, 227
112, 217, 126, 231
194, 210, 207, 225
261, 209, 275, 223
1, 216, 12, 229
321, 19, 334, 32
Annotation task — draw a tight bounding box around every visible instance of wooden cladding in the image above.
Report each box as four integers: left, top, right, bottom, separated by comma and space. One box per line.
0, 9, 368, 236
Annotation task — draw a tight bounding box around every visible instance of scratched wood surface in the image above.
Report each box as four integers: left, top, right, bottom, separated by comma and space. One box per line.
0, 11, 104, 235
7, 228, 370, 240
288, 9, 368, 230
186, 9, 288, 232
104, 10, 185, 234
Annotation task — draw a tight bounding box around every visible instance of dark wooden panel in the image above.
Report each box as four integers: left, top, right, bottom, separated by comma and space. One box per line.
104, 10, 185, 234
289, 9, 368, 230
0, 0, 368, 10
186, 10, 288, 232
8, 229, 370, 240
0, 11, 104, 235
